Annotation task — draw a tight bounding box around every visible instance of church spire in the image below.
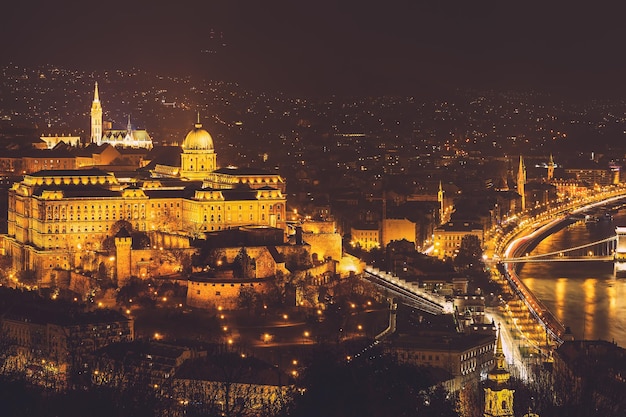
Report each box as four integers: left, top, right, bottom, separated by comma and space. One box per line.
93, 81, 100, 102
494, 324, 506, 371
90, 82, 103, 145
127, 114, 132, 132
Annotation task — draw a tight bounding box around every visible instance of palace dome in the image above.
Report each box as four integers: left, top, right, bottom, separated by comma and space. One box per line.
182, 123, 214, 151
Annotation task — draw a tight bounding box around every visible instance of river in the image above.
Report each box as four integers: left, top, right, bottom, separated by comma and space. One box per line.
519, 210, 626, 347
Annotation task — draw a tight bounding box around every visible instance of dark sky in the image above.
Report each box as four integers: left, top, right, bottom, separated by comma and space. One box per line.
3, 1, 626, 96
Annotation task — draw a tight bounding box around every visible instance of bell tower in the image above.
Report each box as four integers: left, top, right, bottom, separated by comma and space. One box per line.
90, 82, 103, 145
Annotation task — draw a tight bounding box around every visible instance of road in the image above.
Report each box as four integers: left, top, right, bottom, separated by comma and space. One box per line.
485, 306, 530, 382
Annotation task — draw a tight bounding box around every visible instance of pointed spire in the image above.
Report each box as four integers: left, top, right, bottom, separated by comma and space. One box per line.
490, 323, 509, 378
93, 82, 100, 103
127, 114, 132, 132
195, 111, 202, 128
495, 324, 504, 360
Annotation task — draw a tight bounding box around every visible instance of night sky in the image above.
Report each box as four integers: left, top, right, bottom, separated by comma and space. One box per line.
3, 1, 626, 96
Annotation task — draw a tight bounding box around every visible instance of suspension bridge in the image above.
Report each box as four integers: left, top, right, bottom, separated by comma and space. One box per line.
502, 236, 617, 263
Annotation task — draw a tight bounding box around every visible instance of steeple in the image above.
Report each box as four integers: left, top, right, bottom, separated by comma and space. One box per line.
127, 114, 132, 132
491, 324, 508, 378
90, 82, 103, 145
484, 324, 515, 417
517, 155, 526, 211
94, 81, 100, 102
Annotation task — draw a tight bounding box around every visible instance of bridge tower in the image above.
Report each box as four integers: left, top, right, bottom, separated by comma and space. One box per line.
614, 227, 626, 277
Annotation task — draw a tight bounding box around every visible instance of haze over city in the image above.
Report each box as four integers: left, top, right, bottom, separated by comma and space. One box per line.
4, 1, 626, 97
2, 2, 626, 417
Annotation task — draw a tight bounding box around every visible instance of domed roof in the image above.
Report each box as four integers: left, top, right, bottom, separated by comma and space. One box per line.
182, 122, 214, 151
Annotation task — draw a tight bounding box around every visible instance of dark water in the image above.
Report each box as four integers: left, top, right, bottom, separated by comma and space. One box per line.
519, 211, 626, 347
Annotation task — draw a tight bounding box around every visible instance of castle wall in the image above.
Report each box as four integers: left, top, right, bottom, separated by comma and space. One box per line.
187, 280, 270, 310
302, 232, 342, 261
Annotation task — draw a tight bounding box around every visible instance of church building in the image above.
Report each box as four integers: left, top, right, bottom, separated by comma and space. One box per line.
90, 82, 153, 149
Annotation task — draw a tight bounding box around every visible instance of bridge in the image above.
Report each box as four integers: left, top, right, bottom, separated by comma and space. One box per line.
363, 266, 454, 316
496, 224, 626, 346
502, 226, 626, 275
502, 235, 617, 263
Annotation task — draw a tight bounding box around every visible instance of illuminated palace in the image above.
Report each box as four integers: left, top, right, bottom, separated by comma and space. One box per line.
2, 116, 287, 284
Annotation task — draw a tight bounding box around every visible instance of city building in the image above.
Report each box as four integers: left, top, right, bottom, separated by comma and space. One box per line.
433, 221, 484, 259
389, 328, 495, 391
90, 340, 206, 389
1, 302, 133, 382
563, 160, 616, 187
40, 134, 81, 148
1, 118, 287, 285
350, 222, 380, 251
553, 340, 626, 413
381, 217, 416, 249
172, 354, 294, 416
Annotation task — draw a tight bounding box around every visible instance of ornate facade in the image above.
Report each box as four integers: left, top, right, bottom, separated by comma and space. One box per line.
484, 327, 515, 417
2, 119, 287, 284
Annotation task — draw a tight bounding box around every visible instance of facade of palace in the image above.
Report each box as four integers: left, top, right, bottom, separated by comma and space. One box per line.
1, 115, 287, 285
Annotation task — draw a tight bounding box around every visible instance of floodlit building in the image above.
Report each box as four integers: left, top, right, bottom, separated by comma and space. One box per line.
483, 327, 515, 417
2, 115, 287, 285
433, 221, 484, 259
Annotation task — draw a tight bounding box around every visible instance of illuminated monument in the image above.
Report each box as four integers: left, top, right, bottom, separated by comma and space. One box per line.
90, 82, 153, 149
2, 111, 287, 284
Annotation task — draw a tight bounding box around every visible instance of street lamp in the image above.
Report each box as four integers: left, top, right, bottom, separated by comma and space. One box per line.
108, 256, 115, 281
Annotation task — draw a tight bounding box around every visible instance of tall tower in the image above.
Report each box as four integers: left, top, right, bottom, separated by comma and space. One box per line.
90, 82, 103, 145
438, 181, 444, 223
517, 156, 526, 211
484, 326, 515, 417
115, 234, 132, 287
547, 154, 555, 181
